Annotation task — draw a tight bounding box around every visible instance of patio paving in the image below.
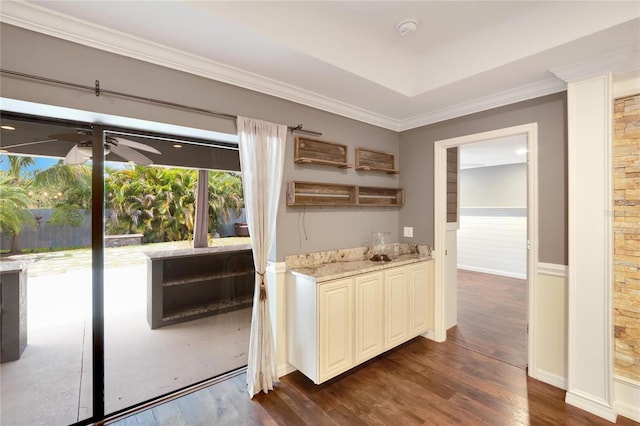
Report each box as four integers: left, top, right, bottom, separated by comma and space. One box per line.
0, 238, 253, 426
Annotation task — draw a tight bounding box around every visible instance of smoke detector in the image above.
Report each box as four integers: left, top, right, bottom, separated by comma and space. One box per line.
397, 19, 418, 36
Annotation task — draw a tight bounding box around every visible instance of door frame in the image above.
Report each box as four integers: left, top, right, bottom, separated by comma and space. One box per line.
433, 122, 539, 376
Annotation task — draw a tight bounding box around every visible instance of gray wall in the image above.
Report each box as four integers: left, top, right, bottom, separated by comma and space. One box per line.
1, 24, 400, 262
460, 163, 527, 208
399, 92, 567, 265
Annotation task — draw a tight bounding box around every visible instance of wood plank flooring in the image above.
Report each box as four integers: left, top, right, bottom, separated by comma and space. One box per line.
447, 269, 528, 368
109, 337, 639, 425
107, 269, 637, 425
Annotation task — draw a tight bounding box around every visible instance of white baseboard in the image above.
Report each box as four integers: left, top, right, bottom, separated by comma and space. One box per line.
615, 376, 640, 422
278, 363, 297, 379
537, 262, 568, 278
458, 265, 526, 280
565, 390, 617, 422
421, 330, 435, 341
536, 369, 567, 390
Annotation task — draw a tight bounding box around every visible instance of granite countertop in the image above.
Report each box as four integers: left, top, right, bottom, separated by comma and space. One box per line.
145, 243, 252, 260
289, 252, 431, 283
0, 258, 36, 273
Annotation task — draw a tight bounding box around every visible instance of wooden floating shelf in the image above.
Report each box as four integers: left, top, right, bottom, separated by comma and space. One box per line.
287, 181, 403, 207
355, 147, 399, 174
358, 186, 404, 206
294, 137, 352, 169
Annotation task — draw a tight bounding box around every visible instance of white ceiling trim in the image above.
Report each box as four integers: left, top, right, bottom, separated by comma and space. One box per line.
0, 1, 399, 130
1, 1, 567, 132
550, 46, 640, 83
397, 77, 567, 131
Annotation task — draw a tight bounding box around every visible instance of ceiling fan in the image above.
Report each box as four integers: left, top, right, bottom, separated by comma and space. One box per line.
52, 131, 161, 166
1, 130, 161, 166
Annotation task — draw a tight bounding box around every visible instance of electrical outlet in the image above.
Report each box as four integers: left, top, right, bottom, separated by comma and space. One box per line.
403, 226, 413, 238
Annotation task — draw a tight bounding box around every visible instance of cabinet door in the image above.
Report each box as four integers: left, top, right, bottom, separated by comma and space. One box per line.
354, 271, 384, 364
318, 278, 354, 382
408, 262, 429, 335
384, 267, 409, 349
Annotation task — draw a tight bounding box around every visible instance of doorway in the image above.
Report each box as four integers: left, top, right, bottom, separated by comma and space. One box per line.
448, 136, 529, 368
433, 123, 539, 376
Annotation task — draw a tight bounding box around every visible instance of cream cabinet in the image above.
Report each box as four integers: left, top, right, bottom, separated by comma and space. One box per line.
318, 278, 354, 382
408, 261, 430, 335
354, 271, 384, 364
384, 267, 409, 349
287, 260, 432, 384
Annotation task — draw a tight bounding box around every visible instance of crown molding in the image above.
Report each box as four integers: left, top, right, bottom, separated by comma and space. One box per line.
0, 1, 400, 130
550, 46, 639, 83
397, 77, 567, 131
1, 1, 567, 132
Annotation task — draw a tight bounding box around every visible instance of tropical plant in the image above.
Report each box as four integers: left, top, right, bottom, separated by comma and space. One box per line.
6, 156, 35, 183
103, 166, 243, 243
105, 166, 196, 242
32, 161, 92, 209
208, 171, 244, 231
0, 174, 35, 254
48, 204, 85, 227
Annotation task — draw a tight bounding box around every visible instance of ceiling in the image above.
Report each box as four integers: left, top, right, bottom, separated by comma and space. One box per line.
1, 1, 640, 131
459, 134, 527, 169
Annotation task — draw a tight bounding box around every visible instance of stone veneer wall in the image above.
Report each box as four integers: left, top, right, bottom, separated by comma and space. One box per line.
614, 93, 640, 381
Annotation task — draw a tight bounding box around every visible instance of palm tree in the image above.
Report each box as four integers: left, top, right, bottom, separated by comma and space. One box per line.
6, 156, 35, 183
0, 174, 35, 254
103, 166, 244, 243
32, 161, 92, 209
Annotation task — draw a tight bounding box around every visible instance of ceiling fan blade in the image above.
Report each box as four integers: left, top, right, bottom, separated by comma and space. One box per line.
110, 144, 153, 166
114, 137, 161, 154
50, 132, 92, 143
64, 144, 89, 165
1, 139, 57, 150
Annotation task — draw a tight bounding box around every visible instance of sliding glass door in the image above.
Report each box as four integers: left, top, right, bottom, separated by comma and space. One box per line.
0, 113, 248, 424
0, 115, 94, 425
101, 130, 252, 414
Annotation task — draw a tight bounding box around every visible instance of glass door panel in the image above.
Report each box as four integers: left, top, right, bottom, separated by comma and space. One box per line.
0, 115, 93, 425
101, 131, 250, 414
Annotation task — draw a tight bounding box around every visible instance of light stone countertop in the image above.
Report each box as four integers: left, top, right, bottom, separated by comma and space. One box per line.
289, 252, 431, 283
145, 243, 252, 260
0, 258, 36, 273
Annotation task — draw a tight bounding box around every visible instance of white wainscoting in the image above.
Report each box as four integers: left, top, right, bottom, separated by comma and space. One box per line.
457, 208, 527, 279
535, 263, 568, 390
266, 261, 296, 378
615, 376, 640, 422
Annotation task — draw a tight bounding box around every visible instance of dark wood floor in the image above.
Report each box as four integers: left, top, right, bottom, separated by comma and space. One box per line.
447, 269, 528, 368
109, 337, 638, 425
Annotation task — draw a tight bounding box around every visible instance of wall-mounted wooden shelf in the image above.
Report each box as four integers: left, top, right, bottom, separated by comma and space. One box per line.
287, 181, 356, 206
355, 148, 399, 174
358, 186, 404, 206
287, 181, 403, 207
294, 137, 352, 168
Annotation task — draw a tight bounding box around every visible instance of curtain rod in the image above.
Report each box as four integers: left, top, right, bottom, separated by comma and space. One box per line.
0, 68, 323, 137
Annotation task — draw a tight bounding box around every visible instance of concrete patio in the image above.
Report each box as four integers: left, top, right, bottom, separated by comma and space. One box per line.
0, 239, 252, 426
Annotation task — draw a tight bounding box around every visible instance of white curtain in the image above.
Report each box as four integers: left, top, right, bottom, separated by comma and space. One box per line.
237, 116, 287, 397
192, 169, 209, 248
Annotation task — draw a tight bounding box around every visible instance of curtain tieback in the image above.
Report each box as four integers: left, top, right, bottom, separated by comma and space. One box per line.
257, 271, 266, 301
